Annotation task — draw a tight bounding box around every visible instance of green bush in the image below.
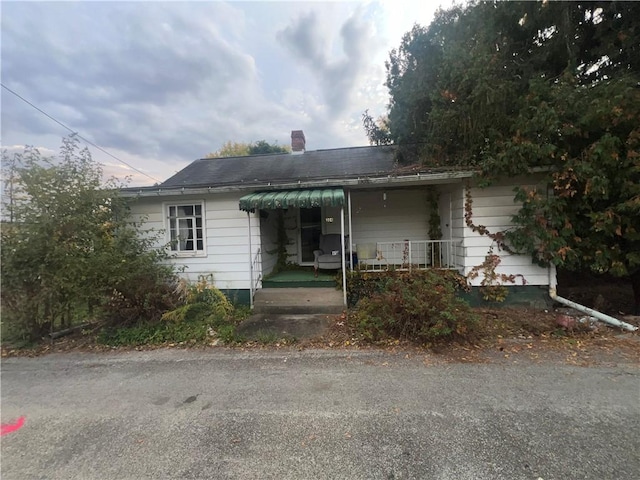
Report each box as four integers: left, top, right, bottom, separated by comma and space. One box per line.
98, 276, 241, 347
345, 269, 468, 307
351, 270, 477, 343
345, 270, 394, 306
98, 319, 212, 346
1, 137, 182, 341
161, 276, 233, 324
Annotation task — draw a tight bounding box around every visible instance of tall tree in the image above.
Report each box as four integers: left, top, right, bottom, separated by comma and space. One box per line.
248, 140, 290, 155
206, 140, 289, 158
369, 1, 640, 312
206, 141, 250, 158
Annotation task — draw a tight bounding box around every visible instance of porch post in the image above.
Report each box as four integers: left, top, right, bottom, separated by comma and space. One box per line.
247, 211, 254, 309
340, 205, 347, 306
347, 189, 353, 270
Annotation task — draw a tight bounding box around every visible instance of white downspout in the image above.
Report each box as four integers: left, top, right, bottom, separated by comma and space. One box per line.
341, 204, 347, 306
548, 264, 637, 332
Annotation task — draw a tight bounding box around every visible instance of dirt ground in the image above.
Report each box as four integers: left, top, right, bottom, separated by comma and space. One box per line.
304, 306, 640, 366
556, 268, 637, 316
3, 305, 638, 368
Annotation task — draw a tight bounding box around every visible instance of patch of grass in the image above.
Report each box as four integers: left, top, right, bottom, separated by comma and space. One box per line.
251, 329, 297, 345
552, 328, 567, 338
216, 324, 243, 344
254, 330, 280, 344
232, 305, 252, 322
0, 332, 38, 350
98, 320, 203, 346
97, 315, 246, 347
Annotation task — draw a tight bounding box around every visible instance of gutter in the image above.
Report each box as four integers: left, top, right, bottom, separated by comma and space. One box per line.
548, 265, 638, 332
120, 171, 475, 198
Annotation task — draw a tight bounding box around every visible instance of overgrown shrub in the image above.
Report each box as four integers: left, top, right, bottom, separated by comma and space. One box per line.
345, 269, 468, 307
99, 276, 240, 346
0, 136, 181, 341
161, 276, 233, 324
103, 278, 180, 327
101, 243, 182, 327
351, 270, 477, 343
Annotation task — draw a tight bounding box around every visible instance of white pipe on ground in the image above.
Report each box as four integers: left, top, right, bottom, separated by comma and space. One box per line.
548, 265, 637, 332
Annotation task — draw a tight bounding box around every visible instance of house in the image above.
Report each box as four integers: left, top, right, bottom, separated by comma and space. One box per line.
123, 130, 553, 308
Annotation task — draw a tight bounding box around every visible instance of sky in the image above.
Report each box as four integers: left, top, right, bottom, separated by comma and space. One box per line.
1, 1, 451, 186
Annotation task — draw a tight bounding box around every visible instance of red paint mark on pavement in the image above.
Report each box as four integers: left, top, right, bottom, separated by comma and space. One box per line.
1, 416, 25, 436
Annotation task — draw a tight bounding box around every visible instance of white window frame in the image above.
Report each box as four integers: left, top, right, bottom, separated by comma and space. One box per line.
164, 201, 206, 256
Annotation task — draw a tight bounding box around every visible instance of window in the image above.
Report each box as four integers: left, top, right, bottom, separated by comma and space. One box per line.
167, 203, 204, 253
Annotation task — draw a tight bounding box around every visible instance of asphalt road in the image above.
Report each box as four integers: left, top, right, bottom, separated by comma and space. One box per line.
1, 349, 638, 480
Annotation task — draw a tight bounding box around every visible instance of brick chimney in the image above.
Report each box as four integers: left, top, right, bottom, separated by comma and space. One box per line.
291, 130, 306, 154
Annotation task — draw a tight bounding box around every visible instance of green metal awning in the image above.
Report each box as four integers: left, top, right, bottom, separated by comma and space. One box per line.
239, 188, 345, 212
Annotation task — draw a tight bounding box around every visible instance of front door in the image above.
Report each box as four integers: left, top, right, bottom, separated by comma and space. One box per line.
299, 207, 322, 263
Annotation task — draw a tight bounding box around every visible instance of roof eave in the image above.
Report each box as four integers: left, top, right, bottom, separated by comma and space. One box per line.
120, 170, 476, 198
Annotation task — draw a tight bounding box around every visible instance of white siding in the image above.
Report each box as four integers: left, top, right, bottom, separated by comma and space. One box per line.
459, 183, 550, 286
128, 198, 165, 241
128, 179, 554, 291
349, 189, 431, 247
128, 193, 259, 291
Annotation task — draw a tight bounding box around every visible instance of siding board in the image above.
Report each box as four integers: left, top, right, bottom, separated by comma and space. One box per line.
459, 182, 551, 287
350, 189, 430, 246
129, 192, 256, 290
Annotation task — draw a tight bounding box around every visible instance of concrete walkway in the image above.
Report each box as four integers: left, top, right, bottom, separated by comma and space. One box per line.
238, 287, 345, 340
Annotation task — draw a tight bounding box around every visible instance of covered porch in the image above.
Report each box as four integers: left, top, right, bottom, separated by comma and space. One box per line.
240, 188, 349, 308
239, 185, 465, 307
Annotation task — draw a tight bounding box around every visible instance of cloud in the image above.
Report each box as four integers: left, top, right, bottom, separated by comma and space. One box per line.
1, 2, 272, 163
1, 1, 433, 185
277, 7, 381, 118
277, 11, 328, 66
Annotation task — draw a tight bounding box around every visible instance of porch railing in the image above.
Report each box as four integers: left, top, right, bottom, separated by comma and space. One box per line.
356, 240, 461, 272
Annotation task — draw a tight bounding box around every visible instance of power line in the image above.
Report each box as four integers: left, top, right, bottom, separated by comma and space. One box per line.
1, 83, 161, 183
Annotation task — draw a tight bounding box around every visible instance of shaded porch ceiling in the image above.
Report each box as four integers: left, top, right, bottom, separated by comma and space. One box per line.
239, 188, 345, 212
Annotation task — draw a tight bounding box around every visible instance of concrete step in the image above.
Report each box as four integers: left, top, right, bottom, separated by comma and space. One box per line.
236, 314, 332, 341
253, 287, 345, 314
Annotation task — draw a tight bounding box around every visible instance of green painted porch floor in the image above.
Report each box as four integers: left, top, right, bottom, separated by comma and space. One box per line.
262, 269, 338, 288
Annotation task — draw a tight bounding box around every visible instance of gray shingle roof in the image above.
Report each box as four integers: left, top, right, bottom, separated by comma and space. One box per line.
160, 145, 398, 188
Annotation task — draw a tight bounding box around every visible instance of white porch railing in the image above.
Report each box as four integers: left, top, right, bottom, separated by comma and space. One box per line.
356, 240, 461, 272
